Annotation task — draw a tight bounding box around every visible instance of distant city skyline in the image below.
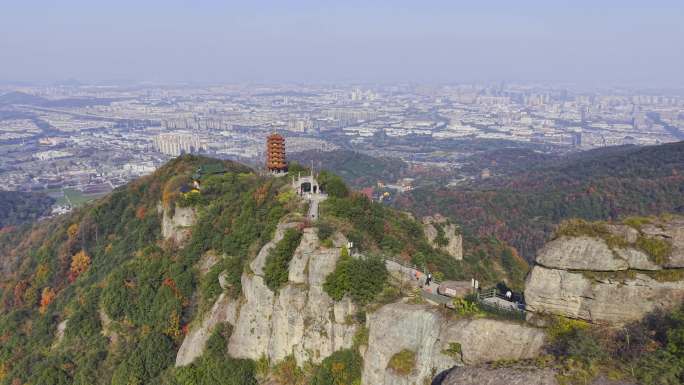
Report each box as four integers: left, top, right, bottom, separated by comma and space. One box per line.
1, 0, 683, 87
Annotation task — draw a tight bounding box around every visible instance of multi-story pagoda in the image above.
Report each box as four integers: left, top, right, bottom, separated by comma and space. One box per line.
266, 133, 288, 173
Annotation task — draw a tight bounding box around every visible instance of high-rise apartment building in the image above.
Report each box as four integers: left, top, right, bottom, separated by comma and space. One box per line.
153, 132, 205, 156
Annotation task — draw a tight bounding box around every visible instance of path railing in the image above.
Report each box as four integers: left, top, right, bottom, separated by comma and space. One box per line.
476, 287, 527, 321
355, 251, 527, 319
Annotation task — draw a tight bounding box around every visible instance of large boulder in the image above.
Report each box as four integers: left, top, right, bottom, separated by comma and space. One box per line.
526, 218, 684, 324
361, 303, 546, 385
227, 274, 276, 360
605, 224, 639, 243
536, 236, 628, 271
441, 318, 546, 365
525, 265, 684, 324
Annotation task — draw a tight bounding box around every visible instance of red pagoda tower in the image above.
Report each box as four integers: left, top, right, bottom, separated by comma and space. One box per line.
266, 133, 287, 173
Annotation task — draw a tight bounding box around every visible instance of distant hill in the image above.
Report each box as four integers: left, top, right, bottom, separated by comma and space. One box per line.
0, 91, 49, 106
290, 149, 407, 188
0, 91, 120, 108
0, 191, 54, 228
398, 141, 684, 261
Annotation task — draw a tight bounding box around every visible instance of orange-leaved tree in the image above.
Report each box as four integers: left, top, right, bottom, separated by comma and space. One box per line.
39, 287, 56, 314
69, 250, 91, 282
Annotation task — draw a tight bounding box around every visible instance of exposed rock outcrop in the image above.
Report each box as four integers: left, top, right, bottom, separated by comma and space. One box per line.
228, 226, 358, 366
536, 236, 628, 271
250, 221, 300, 276
526, 218, 684, 324
176, 293, 239, 366
614, 248, 660, 271
661, 218, 684, 268
440, 366, 558, 385
423, 214, 463, 260
162, 205, 196, 244
362, 303, 546, 385
99, 308, 119, 345
525, 266, 684, 324
53, 319, 68, 347
198, 251, 220, 276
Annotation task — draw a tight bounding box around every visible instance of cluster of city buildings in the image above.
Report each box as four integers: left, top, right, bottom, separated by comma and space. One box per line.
0, 82, 682, 211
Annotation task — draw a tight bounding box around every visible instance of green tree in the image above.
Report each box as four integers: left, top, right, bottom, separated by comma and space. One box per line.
310, 349, 362, 385
264, 229, 303, 291
324, 251, 388, 305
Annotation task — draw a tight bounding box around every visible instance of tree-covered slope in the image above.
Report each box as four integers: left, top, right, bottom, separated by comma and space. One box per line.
0, 155, 290, 385
0, 155, 528, 385
398, 141, 684, 261
0, 191, 54, 229
289, 149, 407, 188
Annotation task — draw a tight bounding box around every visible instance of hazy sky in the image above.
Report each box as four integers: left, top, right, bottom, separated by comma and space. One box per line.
1, 0, 683, 86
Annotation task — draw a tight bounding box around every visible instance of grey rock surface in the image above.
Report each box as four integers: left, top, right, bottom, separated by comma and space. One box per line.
663, 218, 684, 268
176, 293, 239, 366
161, 205, 196, 244
423, 215, 463, 261
614, 248, 661, 270
536, 236, 628, 271
606, 224, 639, 243
525, 265, 684, 324
249, 221, 299, 276
228, 226, 357, 366
440, 366, 558, 385
362, 303, 546, 385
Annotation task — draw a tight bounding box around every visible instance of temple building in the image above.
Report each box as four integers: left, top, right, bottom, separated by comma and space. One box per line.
266, 133, 288, 173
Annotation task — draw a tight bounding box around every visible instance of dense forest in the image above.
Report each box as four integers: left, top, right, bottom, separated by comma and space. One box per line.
289, 149, 407, 188
398, 141, 684, 261
0, 191, 54, 228
319, 191, 528, 289
0, 156, 283, 385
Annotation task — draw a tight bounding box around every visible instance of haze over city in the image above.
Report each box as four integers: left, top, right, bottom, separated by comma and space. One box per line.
2, 0, 684, 86
2, 2, 684, 385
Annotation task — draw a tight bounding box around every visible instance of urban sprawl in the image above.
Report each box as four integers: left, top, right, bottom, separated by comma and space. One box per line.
1, 83, 682, 214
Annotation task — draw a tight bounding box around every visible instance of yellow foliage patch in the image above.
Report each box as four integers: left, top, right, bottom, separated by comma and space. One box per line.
67, 223, 79, 239
39, 287, 56, 314
69, 250, 91, 281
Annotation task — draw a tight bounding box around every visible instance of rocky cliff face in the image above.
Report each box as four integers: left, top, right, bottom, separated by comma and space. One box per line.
525, 218, 684, 324
177, 222, 358, 367
176, 293, 239, 366
361, 303, 546, 385
651, 218, 684, 268
228, 225, 358, 365
176, 219, 547, 384
423, 214, 463, 260
161, 205, 196, 244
